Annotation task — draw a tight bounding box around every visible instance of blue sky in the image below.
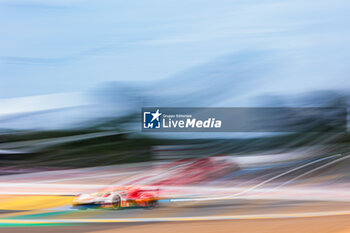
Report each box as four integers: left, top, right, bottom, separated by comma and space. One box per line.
0, 0, 350, 100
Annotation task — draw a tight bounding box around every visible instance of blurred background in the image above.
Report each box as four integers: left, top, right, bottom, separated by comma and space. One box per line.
0, 0, 350, 232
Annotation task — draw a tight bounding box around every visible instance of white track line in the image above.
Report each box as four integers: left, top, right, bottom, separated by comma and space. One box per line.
269, 154, 350, 191
1, 210, 350, 224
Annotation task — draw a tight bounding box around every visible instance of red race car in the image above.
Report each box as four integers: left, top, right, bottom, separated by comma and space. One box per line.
72, 186, 159, 209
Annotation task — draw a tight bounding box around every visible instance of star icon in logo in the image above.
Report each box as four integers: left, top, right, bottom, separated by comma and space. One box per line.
151, 109, 162, 122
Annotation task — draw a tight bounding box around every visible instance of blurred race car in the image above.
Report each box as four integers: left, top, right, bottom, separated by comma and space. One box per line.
72, 186, 159, 209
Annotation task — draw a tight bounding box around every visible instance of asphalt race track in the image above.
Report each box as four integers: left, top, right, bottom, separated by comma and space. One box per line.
0, 195, 350, 233
0, 154, 349, 232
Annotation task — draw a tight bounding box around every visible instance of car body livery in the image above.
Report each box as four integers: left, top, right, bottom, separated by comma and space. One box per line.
72, 186, 159, 209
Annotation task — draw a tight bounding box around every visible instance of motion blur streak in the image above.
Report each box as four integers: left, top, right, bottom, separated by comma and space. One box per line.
1, 210, 350, 224
1, 0, 350, 232
171, 154, 345, 202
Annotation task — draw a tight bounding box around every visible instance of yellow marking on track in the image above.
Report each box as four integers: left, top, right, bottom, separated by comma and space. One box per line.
0, 195, 74, 210
0, 210, 46, 218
